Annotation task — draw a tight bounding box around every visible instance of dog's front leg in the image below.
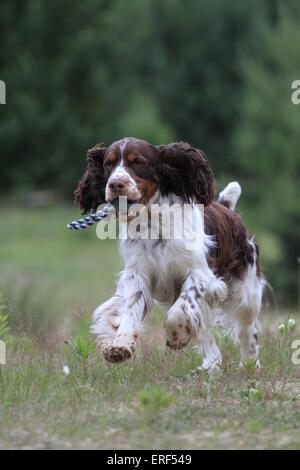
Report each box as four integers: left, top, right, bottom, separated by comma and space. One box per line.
165, 272, 206, 350
91, 294, 124, 354
100, 271, 152, 363
165, 270, 224, 370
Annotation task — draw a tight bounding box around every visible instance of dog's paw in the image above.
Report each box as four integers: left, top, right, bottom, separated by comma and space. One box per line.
103, 333, 137, 363
166, 335, 191, 350
103, 345, 133, 363
165, 304, 193, 350
205, 278, 227, 308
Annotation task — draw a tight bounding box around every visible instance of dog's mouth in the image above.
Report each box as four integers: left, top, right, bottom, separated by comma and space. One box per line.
110, 197, 140, 211
106, 187, 142, 204
109, 196, 147, 224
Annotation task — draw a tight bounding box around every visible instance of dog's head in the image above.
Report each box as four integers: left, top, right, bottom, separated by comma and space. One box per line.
74, 137, 215, 213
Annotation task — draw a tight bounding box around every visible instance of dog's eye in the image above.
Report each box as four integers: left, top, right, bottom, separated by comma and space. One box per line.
104, 160, 114, 167
133, 160, 145, 167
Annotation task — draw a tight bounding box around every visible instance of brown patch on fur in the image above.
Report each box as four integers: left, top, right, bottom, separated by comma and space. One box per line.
135, 176, 158, 204
188, 299, 197, 310
104, 152, 117, 164
188, 286, 203, 301
158, 142, 215, 206
185, 325, 191, 335
205, 201, 261, 280
108, 321, 118, 331
166, 338, 190, 350
74, 143, 107, 213
127, 153, 137, 163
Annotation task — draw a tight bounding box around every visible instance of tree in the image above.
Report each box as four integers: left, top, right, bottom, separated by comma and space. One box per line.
233, 0, 300, 302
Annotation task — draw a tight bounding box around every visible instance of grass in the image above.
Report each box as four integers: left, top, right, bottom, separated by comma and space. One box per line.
0, 204, 120, 335
0, 204, 300, 449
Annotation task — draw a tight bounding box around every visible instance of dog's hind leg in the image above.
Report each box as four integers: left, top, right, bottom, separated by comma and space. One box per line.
195, 326, 222, 371
229, 242, 265, 369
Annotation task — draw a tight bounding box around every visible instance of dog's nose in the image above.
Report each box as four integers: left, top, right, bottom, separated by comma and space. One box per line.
109, 179, 126, 192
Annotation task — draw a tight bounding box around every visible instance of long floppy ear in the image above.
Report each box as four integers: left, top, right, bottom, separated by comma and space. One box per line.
157, 142, 215, 205
74, 143, 107, 214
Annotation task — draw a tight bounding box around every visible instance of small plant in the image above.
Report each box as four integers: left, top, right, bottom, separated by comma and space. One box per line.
136, 387, 173, 414
277, 317, 297, 369
0, 294, 10, 340
69, 334, 95, 360
278, 317, 296, 334
241, 358, 258, 377
240, 380, 264, 402
248, 387, 264, 401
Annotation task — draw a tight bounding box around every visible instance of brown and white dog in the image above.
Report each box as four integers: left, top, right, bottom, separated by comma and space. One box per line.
74, 137, 265, 371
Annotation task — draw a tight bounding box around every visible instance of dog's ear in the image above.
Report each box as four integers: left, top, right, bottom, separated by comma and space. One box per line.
157, 142, 215, 206
74, 144, 107, 214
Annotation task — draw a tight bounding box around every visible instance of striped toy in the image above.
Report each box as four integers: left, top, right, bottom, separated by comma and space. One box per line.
67, 199, 138, 230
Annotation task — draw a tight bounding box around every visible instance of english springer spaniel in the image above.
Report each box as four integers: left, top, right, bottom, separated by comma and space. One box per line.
74, 137, 265, 371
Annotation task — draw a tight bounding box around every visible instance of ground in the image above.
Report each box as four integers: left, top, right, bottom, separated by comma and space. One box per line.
0, 205, 299, 450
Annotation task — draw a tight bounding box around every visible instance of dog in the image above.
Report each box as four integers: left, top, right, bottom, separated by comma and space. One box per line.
74, 137, 265, 371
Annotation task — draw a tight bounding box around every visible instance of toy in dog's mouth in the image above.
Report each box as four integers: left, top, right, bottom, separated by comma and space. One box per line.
110, 197, 139, 211
67, 197, 139, 230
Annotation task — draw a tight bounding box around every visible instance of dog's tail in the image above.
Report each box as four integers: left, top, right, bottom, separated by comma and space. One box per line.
218, 181, 241, 212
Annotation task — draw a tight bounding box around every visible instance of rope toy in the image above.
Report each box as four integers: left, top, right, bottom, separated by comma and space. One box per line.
67, 199, 138, 230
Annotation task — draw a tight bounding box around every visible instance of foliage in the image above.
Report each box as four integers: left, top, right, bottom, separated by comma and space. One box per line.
0, 0, 299, 302
0, 294, 10, 340
136, 386, 173, 414
233, 0, 300, 301
0, 0, 265, 190
0, 313, 299, 449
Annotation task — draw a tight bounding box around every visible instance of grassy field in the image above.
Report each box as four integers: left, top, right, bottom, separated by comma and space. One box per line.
0, 205, 300, 449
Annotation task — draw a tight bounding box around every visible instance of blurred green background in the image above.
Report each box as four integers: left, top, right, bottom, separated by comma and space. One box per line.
0, 0, 299, 335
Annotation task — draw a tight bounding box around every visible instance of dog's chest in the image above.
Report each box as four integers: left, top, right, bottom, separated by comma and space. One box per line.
120, 238, 197, 306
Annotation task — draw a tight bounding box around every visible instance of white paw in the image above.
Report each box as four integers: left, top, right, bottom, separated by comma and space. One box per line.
198, 354, 222, 371
165, 303, 193, 350
205, 278, 227, 308
192, 362, 222, 378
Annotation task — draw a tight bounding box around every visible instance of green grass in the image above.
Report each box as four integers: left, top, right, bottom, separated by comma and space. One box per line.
0, 205, 120, 335
0, 205, 300, 449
